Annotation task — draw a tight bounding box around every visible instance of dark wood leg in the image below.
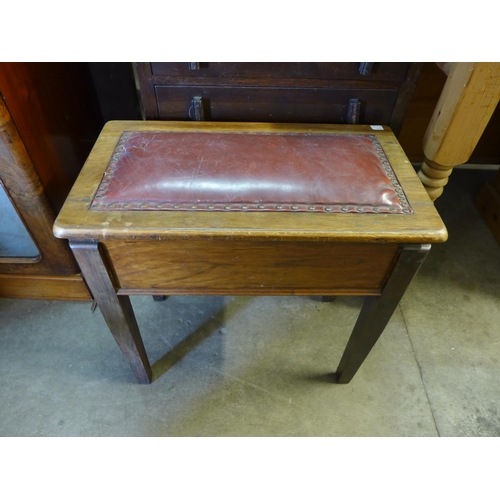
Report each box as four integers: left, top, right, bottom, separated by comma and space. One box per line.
69, 239, 152, 384
335, 244, 430, 384
152, 295, 168, 302
321, 296, 336, 302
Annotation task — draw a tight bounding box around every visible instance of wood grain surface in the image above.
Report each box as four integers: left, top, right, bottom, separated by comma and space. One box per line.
0, 95, 80, 275
54, 121, 447, 244
0, 273, 90, 300
105, 239, 400, 295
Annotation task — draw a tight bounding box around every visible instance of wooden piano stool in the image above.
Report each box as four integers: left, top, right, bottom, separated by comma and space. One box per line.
54, 121, 447, 384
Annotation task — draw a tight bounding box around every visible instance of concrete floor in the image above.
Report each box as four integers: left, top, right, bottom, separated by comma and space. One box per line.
1, 169, 500, 437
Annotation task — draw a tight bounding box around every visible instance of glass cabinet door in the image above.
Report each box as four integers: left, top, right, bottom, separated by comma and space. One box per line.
0, 181, 40, 260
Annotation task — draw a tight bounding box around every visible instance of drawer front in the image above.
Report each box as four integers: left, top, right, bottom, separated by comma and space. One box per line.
150, 62, 410, 82
154, 85, 399, 124
105, 240, 400, 296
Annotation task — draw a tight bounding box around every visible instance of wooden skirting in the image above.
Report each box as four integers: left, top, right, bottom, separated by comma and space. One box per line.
0, 273, 91, 300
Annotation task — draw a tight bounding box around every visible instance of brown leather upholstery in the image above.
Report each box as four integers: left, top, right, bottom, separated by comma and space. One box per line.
91, 130, 412, 214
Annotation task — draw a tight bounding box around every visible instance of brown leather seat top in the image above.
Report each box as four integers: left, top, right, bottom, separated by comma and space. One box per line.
90, 130, 412, 214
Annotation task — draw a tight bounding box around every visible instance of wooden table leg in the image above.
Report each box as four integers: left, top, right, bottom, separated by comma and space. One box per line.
69, 239, 152, 384
335, 244, 430, 384
418, 62, 500, 201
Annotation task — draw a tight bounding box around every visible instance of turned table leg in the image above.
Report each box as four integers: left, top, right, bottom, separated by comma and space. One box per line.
418, 62, 500, 201
418, 159, 454, 201
69, 240, 152, 384
335, 244, 430, 384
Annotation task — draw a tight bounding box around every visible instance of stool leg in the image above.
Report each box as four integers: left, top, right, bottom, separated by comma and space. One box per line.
321, 296, 336, 302
69, 239, 152, 384
152, 295, 168, 302
335, 244, 430, 384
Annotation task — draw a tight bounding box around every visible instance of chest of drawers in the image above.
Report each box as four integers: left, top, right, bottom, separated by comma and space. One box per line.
135, 63, 422, 136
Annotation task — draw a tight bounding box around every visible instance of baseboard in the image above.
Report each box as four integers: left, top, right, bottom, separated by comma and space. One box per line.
0, 273, 91, 300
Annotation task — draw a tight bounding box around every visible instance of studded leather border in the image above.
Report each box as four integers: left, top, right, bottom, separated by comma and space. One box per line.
91, 131, 413, 215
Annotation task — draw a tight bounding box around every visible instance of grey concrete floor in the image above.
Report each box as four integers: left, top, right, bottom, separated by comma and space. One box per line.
1, 169, 499, 437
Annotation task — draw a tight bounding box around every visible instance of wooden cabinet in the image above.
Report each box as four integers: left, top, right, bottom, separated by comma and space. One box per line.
148, 62, 411, 80
136, 62, 423, 136
0, 63, 103, 300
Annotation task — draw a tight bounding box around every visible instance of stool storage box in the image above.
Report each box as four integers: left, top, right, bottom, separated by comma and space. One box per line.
54, 121, 447, 384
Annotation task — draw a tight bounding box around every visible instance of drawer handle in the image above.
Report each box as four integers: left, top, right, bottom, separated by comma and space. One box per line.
189, 96, 205, 121
188, 62, 201, 70
358, 62, 373, 76
347, 98, 361, 124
